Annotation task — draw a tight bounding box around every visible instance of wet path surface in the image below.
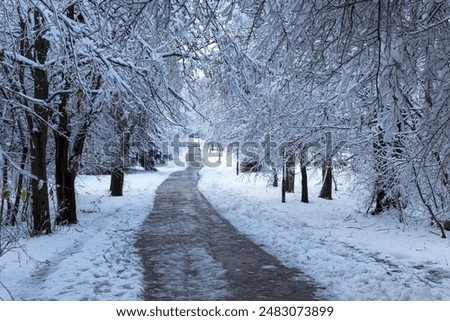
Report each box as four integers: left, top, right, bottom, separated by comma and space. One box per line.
136, 166, 316, 300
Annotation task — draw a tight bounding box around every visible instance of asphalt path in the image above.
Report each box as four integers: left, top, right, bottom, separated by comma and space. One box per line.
136, 165, 317, 300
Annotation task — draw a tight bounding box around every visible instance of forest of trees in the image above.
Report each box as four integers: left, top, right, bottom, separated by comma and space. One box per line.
197, 0, 450, 238
1, 0, 449, 244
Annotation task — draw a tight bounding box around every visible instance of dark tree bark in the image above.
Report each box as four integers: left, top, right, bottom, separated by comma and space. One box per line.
26, 9, 52, 235
319, 163, 333, 200
54, 146, 78, 225
54, 5, 77, 225
319, 132, 333, 200
110, 129, 127, 195
373, 132, 388, 213
55, 108, 97, 224
54, 2, 95, 225
301, 164, 308, 203
110, 167, 124, 196
54, 89, 78, 225
299, 146, 309, 203
28, 118, 51, 234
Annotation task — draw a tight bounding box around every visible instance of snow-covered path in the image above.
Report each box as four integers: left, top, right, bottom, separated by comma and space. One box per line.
136, 166, 316, 300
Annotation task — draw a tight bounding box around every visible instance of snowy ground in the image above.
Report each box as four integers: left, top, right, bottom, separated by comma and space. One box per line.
199, 164, 450, 301
2, 158, 449, 301
0, 165, 181, 301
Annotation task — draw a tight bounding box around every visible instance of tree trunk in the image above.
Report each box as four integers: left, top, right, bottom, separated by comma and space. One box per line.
272, 167, 278, 187
300, 147, 309, 203
54, 3, 97, 225
109, 126, 130, 197
301, 164, 308, 203
110, 167, 124, 196
56, 115, 92, 223
54, 87, 78, 225
55, 132, 77, 225
319, 132, 333, 200
28, 8, 51, 235
29, 120, 51, 234
319, 163, 333, 200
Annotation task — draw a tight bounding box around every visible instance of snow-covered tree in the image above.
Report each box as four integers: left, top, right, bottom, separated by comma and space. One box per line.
199, 0, 450, 236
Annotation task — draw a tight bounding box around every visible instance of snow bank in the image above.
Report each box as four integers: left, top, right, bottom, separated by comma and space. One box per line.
198, 163, 450, 300
0, 166, 181, 300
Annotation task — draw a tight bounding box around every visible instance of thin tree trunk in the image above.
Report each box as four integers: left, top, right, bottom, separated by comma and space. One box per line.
272, 167, 278, 187
412, 165, 446, 238
1, 158, 10, 225
55, 130, 77, 224
319, 132, 333, 200
373, 134, 387, 214
301, 164, 308, 203
54, 88, 78, 225
109, 126, 130, 197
